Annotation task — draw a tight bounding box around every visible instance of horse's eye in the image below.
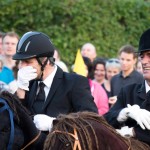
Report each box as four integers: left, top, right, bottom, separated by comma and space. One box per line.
65, 143, 70, 147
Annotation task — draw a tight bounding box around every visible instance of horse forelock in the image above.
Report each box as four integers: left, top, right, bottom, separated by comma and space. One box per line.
44, 112, 106, 150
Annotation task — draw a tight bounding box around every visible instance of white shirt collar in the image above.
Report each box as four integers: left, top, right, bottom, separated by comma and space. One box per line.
145, 80, 150, 93
43, 65, 57, 88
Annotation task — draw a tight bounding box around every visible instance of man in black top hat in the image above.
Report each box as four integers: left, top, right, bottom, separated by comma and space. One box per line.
104, 28, 150, 146
13, 31, 98, 131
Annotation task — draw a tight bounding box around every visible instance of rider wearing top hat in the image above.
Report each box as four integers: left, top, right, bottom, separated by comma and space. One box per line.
104, 28, 150, 146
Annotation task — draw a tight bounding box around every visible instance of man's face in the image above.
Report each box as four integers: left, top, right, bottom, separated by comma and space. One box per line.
2, 35, 18, 57
81, 45, 96, 62
119, 52, 136, 72
140, 51, 150, 81
19, 58, 42, 79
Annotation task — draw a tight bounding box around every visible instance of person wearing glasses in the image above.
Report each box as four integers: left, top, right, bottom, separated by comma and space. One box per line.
102, 58, 121, 106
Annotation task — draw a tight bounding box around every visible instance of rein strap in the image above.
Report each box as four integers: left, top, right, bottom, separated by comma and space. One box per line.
53, 128, 81, 150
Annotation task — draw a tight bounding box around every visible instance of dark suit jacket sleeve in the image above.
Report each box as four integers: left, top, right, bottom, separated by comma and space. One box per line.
104, 88, 127, 128
134, 126, 150, 145
71, 75, 98, 113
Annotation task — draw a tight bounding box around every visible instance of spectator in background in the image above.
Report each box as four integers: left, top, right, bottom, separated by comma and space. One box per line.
0, 58, 14, 84
1, 31, 19, 69
110, 45, 144, 99
104, 28, 150, 146
81, 43, 97, 62
136, 57, 143, 74
53, 49, 69, 72
83, 56, 109, 115
93, 57, 106, 85
0, 32, 5, 55
8, 60, 19, 94
102, 58, 121, 107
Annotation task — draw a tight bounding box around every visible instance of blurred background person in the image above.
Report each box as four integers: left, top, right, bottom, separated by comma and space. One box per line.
83, 56, 109, 115
110, 45, 144, 104
53, 49, 69, 72
8, 60, 19, 94
1, 31, 19, 69
136, 57, 143, 74
81, 43, 97, 62
0, 31, 5, 55
0, 58, 14, 84
93, 57, 106, 85
102, 58, 121, 107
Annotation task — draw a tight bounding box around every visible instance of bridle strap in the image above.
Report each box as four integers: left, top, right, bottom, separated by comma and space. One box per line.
21, 131, 41, 150
73, 128, 81, 150
0, 98, 14, 150
53, 128, 81, 150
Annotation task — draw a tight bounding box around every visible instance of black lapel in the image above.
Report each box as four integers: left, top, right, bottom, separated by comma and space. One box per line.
42, 67, 63, 110
137, 82, 146, 100
28, 80, 38, 109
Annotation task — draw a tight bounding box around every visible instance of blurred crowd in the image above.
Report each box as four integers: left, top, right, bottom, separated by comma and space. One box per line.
0, 31, 143, 115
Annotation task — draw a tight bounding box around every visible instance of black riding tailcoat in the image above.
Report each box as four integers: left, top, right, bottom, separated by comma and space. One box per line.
104, 82, 150, 145
24, 67, 98, 117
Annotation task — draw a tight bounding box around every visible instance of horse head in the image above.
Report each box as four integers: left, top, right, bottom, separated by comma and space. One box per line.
44, 111, 137, 150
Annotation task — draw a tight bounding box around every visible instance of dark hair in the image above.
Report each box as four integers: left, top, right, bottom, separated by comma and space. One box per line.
83, 56, 94, 79
12, 60, 19, 79
118, 45, 137, 59
93, 57, 106, 71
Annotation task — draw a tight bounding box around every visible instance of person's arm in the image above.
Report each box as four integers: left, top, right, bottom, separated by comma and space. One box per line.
104, 88, 127, 128
71, 75, 98, 113
134, 126, 150, 145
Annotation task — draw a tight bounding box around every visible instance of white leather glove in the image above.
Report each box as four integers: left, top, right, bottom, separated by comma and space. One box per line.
117, 104, 140, 122
117, 107, 130, 122
127, 104, 150, 130
116, 126, 134, 138
17, 66, 37, 91
33, 114, 56, 131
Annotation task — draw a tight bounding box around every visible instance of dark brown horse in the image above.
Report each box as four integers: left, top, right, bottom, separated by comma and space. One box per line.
44, 111, 150, 150
0, 91, 45, 150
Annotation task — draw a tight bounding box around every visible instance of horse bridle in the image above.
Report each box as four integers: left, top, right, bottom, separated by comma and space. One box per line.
52, 128, 82, 150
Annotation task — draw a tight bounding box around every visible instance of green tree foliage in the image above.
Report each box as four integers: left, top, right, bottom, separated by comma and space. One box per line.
0, 0, 150, 68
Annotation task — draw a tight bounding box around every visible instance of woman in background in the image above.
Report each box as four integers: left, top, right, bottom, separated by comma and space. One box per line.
83, 56, 109, 115
102, 58, 121, 107
93, 58, 106, 84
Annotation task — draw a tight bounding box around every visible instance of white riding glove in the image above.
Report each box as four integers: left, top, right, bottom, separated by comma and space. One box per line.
17, 66, 37, 91
127, 104, 150, 130
33, 114, 56, 131
116, 126, 134, 138
117, 104, 140, 122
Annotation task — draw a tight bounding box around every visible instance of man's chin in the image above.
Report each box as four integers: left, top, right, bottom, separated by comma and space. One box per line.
143, 74, 150, 80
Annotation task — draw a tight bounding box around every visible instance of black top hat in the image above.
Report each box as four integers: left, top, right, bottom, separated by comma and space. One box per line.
138, 28, 150, 54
